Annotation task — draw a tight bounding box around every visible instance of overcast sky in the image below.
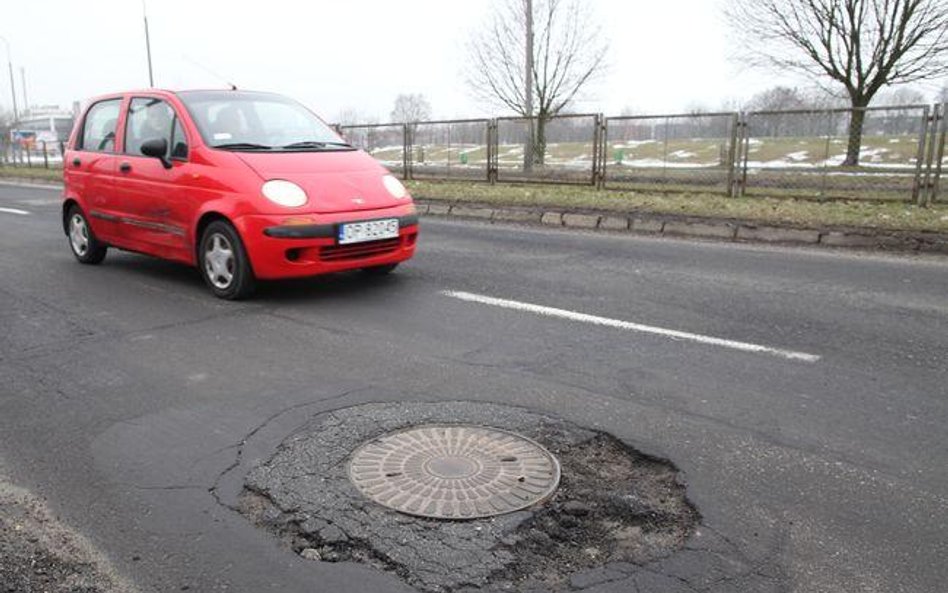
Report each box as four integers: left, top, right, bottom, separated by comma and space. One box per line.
1, 0, 944, 121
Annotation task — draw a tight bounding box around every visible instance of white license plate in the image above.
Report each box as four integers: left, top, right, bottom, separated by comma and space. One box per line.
337, 219, 399, 245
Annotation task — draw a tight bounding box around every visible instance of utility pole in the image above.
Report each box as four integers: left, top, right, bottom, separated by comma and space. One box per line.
19, 67, 27, 113
0, 35, 17, 121
524, 0, 534, 172
143, 0, 154, 87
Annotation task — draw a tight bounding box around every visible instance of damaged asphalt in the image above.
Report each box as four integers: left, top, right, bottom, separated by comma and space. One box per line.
1, 185, 947, 592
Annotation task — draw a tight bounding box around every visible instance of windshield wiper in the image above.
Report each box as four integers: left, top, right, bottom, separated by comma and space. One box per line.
282, 141, 355, 150
213, 142, 272, 151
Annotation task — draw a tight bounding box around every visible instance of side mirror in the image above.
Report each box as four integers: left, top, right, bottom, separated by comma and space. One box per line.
140, 138, 172, 169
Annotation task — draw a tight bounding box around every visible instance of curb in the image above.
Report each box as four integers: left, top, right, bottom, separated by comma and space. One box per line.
4, 178, 944, 254
415, 200, 948, 254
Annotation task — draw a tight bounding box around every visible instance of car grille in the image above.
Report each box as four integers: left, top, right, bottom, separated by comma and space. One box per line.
320, 238, 401, 262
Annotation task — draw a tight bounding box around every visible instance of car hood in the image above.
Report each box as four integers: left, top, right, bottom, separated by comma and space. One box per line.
234, 150, 404, 214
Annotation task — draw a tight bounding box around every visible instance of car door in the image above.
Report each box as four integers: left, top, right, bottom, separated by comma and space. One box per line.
114, 96, 192, 259
66, 98, 123, 242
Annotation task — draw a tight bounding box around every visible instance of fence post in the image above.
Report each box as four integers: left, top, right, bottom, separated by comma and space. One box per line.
590, 114, 601, 187
913, 105, 932, 205
402, 123, 411, 181
488, 119, 498, 184
929, 104, 946, 205
919, 104, 939, 206
739, 114, 750, 197
598, 115, 608, 190
726, 113, 739, 197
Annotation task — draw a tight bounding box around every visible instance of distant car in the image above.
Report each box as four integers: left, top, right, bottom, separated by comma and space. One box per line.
62, 89, 418, 299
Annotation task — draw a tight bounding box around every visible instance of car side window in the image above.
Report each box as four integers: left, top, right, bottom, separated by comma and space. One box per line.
79, 99, 121, 152
124, 98, 182, 158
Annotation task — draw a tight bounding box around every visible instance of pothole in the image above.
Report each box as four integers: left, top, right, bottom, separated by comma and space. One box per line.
238, 402, 699, 592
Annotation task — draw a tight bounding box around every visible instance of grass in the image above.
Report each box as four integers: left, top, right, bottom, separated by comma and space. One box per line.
3, 164, 943, 234
0, 165, 63, 182
406, 179, 948, 234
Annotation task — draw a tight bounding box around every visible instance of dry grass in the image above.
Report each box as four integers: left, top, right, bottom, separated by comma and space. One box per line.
406, 180, 948, 233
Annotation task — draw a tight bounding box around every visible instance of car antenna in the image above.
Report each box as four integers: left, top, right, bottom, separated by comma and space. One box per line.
183, 55, 238, 90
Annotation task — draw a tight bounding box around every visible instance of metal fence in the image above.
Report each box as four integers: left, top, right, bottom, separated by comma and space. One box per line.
336, 103, 946, 204
735, 105, 933, 202
2, 105, 943, 204
603, 112, 739, 194
493, 114, 602, 185
0, 139, 67, 169
410, 119, 492, 181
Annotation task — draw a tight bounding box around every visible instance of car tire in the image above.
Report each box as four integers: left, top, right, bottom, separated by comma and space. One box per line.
361, 263, 399, 276
198, 220, 256, 300
66, 205, 107, 264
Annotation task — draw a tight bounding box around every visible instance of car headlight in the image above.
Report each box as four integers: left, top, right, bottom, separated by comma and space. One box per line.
262, 180, 308, 207
382, 174, 408, 199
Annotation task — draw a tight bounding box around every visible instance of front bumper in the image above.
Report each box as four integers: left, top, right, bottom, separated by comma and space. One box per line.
234, 207, 419, 280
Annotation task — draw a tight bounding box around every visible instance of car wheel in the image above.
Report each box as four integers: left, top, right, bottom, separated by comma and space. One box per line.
361, 263, 399, 276
66, 205, 107, 264
199, 220, 256, 300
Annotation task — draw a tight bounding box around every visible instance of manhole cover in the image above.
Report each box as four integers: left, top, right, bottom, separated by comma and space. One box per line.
348, 424, 560, 519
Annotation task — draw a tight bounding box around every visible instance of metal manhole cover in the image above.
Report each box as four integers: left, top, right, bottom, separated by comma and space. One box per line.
348, 425, 561, 519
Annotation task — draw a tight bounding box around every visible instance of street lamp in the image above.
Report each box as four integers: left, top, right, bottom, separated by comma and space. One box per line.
142, 0, 154, 86
0, 35, 17, 120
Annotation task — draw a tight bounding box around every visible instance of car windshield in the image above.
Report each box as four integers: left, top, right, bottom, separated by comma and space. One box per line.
177, 91, 347, 151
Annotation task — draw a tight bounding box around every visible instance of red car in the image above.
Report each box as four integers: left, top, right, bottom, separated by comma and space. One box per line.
62, 89, 418, 299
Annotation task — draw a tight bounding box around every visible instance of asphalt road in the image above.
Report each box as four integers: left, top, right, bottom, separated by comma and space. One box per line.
1, 182, 946, 592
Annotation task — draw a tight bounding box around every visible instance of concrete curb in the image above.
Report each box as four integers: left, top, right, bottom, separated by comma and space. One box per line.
3, 177, 944, 254
415, 200, 948, 254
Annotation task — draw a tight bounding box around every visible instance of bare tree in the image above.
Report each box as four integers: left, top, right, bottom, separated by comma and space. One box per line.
874, 86, 927, 105
390, 93, 432, 124
727, 0, 948, 166
333, 107, 378, 127
466, 0, 607, 165
939, 84, 948, 103
746, 86, 808, 112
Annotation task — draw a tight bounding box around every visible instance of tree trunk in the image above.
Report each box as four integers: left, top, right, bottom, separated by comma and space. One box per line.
843, 104, 867, 167
524, 118, 534, 173
534, 116, 547, 166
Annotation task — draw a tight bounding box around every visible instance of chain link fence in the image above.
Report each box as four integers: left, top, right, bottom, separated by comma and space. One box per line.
336, 104, 945, 204
409, 119, 491, 182
603, 112, 738, 194
735, 105, 932, 202
493, 114, 601, 185
1, 104, 943, 204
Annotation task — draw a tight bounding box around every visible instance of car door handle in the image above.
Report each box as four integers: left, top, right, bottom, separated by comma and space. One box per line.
119, 162, 132, 173
72, 158, 81, 167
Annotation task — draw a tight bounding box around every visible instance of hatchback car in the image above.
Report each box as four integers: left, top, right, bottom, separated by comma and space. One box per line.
62, 89, 418, 299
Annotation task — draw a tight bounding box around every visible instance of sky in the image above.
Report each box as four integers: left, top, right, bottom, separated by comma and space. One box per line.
0, 0, 944, 121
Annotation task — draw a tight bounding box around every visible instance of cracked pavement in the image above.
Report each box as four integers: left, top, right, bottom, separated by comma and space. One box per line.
1, 184, 947, 592
237, 402, 700, 592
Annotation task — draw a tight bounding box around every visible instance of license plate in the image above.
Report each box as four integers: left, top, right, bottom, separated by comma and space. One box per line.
337, 219, 399, 245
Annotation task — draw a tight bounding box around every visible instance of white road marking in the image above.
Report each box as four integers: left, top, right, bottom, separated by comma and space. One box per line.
0, 207, 30, 216
442, 290, 821, 363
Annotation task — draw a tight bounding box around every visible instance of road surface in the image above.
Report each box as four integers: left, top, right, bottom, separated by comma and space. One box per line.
1, 183, 946, 592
